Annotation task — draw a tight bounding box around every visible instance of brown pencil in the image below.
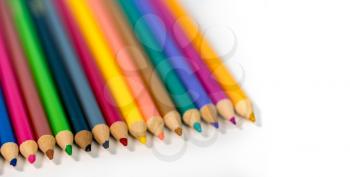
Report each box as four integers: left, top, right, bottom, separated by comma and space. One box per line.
0, 1, 56, 160
105, 0, 182, 135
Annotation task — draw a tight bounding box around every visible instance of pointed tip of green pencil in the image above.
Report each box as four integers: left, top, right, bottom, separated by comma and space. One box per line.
65, 145, 72, 155
193, 122, 202, 133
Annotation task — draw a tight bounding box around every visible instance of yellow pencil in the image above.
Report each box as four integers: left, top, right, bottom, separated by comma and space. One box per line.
65, 0, 147, 143
164, 0, 255, 121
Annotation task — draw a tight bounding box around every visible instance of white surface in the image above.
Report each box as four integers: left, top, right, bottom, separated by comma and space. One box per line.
2, 0, 350, 176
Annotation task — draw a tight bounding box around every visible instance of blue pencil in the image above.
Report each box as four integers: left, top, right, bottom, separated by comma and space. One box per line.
129, 0, 218, 127
0, 88, 18, 166
42, 0, 110, 147
26, 0, 93, 151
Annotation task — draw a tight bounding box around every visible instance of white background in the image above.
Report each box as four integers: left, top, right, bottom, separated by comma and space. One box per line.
2, 0, 350, 176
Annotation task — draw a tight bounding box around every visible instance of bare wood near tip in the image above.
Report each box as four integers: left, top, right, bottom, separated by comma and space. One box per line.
74, 130, 93, 150
146, 116, 165, 136
19, 140, 38, 159
37, 134, 56, 155
129, 121, 147, 138
200, 104, 218, 123
110, 121, 128, 141
183, 109, 201, 127
216, 99, 237, 120
0, 142, 18, 162
92, 124, 110, 145
55, 130, 73, 150
163, 110, 182, 132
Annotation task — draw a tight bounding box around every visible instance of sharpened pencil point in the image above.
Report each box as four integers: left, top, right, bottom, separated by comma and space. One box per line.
249, 113, 256, 122
45, 149, 54, 160
65, 145, 72, 155
28, 154, 36, 164
193, 122, 202, 133
119, 138, 128, 146
10, 158, 17, 167
175, 128, 182, 136
138, 136, 147, 144
85, 144, 92, 152
229, 117, 237, 125
157, 132, 165, 140
211, 122, 219, 129
102, 141, 109, 149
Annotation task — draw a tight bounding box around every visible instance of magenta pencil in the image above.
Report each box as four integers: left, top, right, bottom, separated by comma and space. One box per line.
0, 23, 38, 163
55, 0, 128, 146
151, 0, 237, 124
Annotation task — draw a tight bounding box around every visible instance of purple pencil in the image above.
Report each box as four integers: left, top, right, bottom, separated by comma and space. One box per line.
151, 0, 236, 124
55, 0, 128, 146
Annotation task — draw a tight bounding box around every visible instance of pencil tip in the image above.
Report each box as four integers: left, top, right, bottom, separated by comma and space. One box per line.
193, 122, 202, 133
229, 116, 237, 125
138, 136, 147, 144
45, 149, 54, 160
85, 144, 92, 152
174, 127, 183, 136
211, 122, 219, 129
119, 138, 128, 146
102, 141, 109, 149
249, 113, 256, 122
157, 132, 165, 140
65, 145, 72, 155
28, 154, 36, 164
10, 158, 17, 167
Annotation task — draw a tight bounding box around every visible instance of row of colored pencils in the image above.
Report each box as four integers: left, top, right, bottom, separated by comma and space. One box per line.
0, 0, 255, 167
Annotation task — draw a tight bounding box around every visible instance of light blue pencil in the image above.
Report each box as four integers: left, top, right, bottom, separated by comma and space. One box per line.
42, 0, 110, 148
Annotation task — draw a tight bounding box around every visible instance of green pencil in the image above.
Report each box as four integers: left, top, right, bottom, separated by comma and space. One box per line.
7, 0, 73, 155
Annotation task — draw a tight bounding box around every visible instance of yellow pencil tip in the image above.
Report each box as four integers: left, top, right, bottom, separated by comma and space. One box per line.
249, 113, 256, 122
138, 136, 147, 144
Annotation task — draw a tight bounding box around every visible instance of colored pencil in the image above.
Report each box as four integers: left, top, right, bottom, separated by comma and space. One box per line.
27, 0, 92, 152
106, 0, 182, 136
0, 1, 56, 160
0, 23, 38, 163
130, 0, 218, 128
55, 0, 128, 146
151, 0, 237, 125
0, 88, 18, 166
65, 0, 147, 144
7, 0, 74, 155
117, 0, 202, 132
42, 0, 110, 148
163, 0, 255, 121
87, 0, 164, 140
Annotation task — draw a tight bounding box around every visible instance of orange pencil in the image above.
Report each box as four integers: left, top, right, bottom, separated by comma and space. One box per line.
87, 0, 164, 140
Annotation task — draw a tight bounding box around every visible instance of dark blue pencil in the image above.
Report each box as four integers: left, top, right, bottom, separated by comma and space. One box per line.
26, 0, 93, 151
42, 0, 110, 148
0, 88, 18, 166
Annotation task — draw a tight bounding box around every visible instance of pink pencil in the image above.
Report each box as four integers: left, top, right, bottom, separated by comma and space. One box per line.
0, 23, 38, 163
54, 0, 128, 146
152, 0, 237, 124
87, 0, 165, 140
